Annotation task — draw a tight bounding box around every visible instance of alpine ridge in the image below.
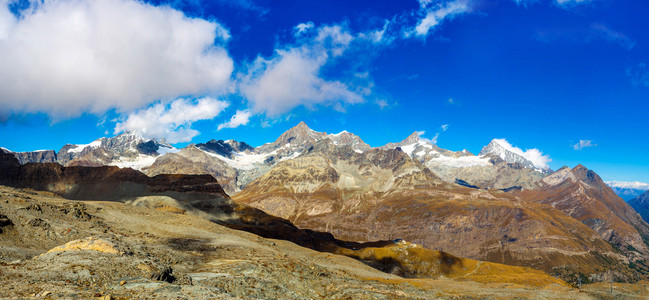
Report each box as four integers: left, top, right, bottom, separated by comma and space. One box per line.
5, 121, 649, 283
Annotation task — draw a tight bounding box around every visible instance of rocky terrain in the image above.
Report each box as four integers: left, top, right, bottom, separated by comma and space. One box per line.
629, 190, 649, 224
5, 122, 553, 195
0, 150, 607, 299
5, 185, 642, 299
234, 138, 643, 282
520, 166, 649, 264
4, 121, 649, 293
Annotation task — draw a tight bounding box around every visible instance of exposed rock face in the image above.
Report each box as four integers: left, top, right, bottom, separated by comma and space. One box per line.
0, 154, 573, 291
257, 121, 327, 153
0, 185, 590, 299
521, 165, 649, 263
327, 131, 371, 152
479, 139, 537, 169
0, 153, 228, 202
196, 139, 254, 159
234, 140, 633, 281
144, 145, 239, 194
628, 190, 649, 226
380, 132, 546, 190
1, 147, 57, 164
13, 150, 57, 164
146, 122, 338, 194
57, 131, 177, 169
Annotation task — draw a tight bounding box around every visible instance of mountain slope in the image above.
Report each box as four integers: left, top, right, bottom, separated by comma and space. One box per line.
380, 133, 546, 190
0, 151, 571, 292
234, 140, 632, 281
1, 147, 57, 164
479, 139, 537, 169
521, 165, 649, 264
58, 131, 177, 169
629, 190, 649, 224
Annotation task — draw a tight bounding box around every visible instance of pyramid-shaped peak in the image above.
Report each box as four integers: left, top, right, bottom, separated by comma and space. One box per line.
294, 121, 312, 130
402, 131, 422, 144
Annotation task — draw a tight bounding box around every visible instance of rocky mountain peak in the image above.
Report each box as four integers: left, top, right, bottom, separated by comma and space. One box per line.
197, 139, 254, 158
260, 122, 327, 152
571, 164, 604, 186
326, 130, 371, 152
403, 131, 422, 144
478, 139, 535, 169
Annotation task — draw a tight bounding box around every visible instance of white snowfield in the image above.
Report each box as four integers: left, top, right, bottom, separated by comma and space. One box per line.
202, 143, 300, 171
67, 140, 102, 153
429, 155, 490, 168
109, 146, 179, 170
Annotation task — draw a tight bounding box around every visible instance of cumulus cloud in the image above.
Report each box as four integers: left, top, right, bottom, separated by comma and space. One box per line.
606, 181, 649, 190
294, 22, 314, 36
239, 24, 366, 116
412, 0, 471, 37
492, 139, 552, 169
114, 97, 229, 143
217, 110, 252, 130
0, 0, 233, 119
375, 99, 389, 109
573, 140, 597, 150
441, 124, 449, 131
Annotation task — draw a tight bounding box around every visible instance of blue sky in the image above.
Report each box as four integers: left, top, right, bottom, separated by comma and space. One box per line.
0, 0, 648, 183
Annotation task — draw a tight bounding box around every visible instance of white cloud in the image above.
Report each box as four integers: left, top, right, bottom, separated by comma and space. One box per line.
493, 139, 552, 169
240, 24, 365, 116
294, 22, 314, 36
114, 97, 229, 143
0, 0, 233, 119
606, 181, 649, 191
412, 0, 471, 37
627, 63, 649, 87
416, 130, 439, 144
358, 20, 394, 45
512, 0, 539, 6
555, 0, 592, 8
375, 99, 389, 109
441, 124, 449, 131
573, 139, 597, 150
590, 23, 635, 50
218, 110, 252, 130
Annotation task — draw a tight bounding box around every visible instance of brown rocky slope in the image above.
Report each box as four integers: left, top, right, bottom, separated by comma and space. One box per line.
0, 150, 569, 290
234, 139, 644, 282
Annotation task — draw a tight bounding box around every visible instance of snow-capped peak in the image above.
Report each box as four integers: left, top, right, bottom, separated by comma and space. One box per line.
479, 138, 550, 170
67, 139, 103, 153
330, 130, 349, 137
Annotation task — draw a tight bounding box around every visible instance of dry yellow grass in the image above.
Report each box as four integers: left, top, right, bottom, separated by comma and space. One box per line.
336, 241, 568, 287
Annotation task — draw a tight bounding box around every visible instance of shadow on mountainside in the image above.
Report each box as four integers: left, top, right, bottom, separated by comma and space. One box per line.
0, 151, 566, 286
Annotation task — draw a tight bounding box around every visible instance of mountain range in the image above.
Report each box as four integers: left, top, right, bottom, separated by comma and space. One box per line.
3, 121, 649, 282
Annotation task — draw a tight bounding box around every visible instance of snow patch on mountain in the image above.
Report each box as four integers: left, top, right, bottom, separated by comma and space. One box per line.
109, 145, 179, 170
429, 155, 490, 168
479, 138, 551, 170
205, 150, 274, 170
68, 140, 102, 153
